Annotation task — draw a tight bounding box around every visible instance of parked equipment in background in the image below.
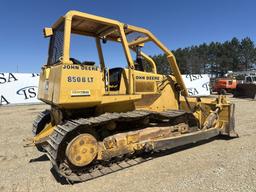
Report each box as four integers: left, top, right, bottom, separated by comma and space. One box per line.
24, 11, 237, 183
234, 75, 256, 99
212, 78, 237, 94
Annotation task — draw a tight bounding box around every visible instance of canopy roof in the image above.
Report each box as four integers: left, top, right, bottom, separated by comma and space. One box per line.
52, 11, 147, 42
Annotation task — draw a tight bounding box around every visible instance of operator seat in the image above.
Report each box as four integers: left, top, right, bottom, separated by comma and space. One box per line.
70, 58, 95, 66
109, 67, 123, 91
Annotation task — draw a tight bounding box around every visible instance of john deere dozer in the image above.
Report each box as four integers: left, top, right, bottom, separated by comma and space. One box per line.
26, 10, 237, 183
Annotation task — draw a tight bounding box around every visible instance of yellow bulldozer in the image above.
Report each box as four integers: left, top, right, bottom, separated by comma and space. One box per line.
27, 10, 237, 183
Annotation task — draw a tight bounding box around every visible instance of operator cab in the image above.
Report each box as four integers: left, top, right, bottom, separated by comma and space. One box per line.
43, 10, 184, 97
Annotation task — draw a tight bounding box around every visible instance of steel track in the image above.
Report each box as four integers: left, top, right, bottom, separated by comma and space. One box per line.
42, 110, 195, 183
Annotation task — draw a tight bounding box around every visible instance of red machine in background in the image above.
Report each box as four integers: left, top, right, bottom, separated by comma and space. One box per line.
212, 78, 237, 94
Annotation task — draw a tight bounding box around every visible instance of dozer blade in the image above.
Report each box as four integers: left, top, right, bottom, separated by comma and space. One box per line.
228, 103, 238, 138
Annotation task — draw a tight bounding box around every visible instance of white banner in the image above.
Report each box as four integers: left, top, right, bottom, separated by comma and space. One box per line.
0, 73, 41, 105
182, 74, 210, 96
0, 73, 210, 105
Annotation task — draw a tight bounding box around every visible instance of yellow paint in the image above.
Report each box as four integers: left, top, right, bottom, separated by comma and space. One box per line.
65, 133, 98, 167
43, 27, 53, 37
33, 123, 54, 144
35, 10, 235, 144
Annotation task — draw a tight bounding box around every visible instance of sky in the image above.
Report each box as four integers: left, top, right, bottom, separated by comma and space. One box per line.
0, 0, 255, 73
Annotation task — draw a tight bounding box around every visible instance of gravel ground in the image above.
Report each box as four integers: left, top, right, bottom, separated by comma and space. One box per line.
0, 98, 256, 192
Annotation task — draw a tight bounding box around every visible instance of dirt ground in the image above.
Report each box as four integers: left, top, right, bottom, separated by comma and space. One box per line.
0, 98, 256, 192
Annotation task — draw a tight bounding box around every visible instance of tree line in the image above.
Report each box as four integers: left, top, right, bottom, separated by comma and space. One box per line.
148, 37, 256, 76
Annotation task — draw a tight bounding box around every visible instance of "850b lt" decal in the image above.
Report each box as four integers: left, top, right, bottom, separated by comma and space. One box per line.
67, 76, 94, 83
